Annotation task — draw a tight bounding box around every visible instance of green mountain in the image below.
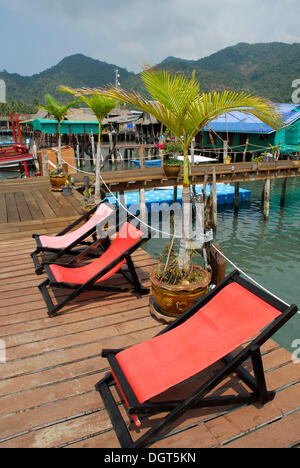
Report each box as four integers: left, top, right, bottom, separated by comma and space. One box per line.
1, 43, 300, 106
0, 54, 132, 105
123, 42, 300, 102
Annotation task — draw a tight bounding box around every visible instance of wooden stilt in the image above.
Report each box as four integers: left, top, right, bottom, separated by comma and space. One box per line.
211, 167, 217, 230
139, 145, 147, 225
280, 178, 288, 208
234, 182, 240, 214
173, 185, 178, 203
210, 242, 226, 285
263, 179, 271, 219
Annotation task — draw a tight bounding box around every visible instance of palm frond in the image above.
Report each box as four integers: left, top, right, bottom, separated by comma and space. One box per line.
59, 85, 116, 121
38, 93, 80, 121
75, 69, 282, 155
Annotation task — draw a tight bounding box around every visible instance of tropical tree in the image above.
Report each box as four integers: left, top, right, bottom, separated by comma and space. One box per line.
76, 68, 282, 268
59, 86, 116, 203
38, 94, 80, 168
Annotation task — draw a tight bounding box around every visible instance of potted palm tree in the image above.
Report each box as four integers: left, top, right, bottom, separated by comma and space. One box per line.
163, 140, 184, 177
59, 86, 116, 204
38, 94, 80, 188
75, 68, 282, 317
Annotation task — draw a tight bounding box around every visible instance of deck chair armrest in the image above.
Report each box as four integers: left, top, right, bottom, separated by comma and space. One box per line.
102, 348, 125, 357
67, 236, 110, 266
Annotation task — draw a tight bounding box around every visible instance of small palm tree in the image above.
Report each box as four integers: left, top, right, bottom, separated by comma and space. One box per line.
76, 68, 282, 268
59, 86, 116, 203
39, 94, 80, 168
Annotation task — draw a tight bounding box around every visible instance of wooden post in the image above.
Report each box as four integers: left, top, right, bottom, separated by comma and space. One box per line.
76, 144, 80, 169
223, 140, 228, 163
263, 179, 271, 219
139, 145, 147, 225
234, 182, 240, 214
90, 132, 96, 166
191, 138, 195, 165
280, 178, 288, 208
42, 151, 49, 177
210, 243, 226, 285
173, 185, 178, 203
32, 141, 39, 170
243, 138, 249, 162
211, 167, 217, 229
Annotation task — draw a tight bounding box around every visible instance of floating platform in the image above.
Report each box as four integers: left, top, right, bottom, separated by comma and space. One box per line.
131, 159, 162, 167
107, 183, 251, 210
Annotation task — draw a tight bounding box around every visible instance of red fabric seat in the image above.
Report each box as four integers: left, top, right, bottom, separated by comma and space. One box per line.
116, 282, 281, 404
49, 221, 144, 284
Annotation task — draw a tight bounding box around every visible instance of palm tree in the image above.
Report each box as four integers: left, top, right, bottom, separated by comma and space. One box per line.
59, 86, 116, 203
39, 94, 80, 168
76, 68, 282, 268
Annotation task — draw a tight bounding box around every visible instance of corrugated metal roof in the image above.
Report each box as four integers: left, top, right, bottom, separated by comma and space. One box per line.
202, 104, 300, 134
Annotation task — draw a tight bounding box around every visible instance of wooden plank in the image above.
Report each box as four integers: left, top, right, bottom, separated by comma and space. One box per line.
14, 192, 33, 222
50, 190, 80, 217
23, 190, 44, 220
30, 189, 56, 219
5, 192, 19, 223
0, 214, 298, 449
39, 189, 71, 218
0, 193, 7, 223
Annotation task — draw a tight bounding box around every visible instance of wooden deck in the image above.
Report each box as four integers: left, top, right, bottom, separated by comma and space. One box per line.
0, 177, 84, 239
0, 178, 299, 448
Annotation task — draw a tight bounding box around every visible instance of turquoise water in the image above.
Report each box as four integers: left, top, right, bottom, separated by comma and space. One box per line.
143, 177, 300, 353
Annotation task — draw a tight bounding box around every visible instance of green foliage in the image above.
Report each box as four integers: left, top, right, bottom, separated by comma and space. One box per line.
164, 140, 184, 155
59, 85, 116, 122
1, 44, 300, 106
0, 100, 37, 116
38, 94, 80, 122
155, 242, 204, 285
163, 158, 183, 165
0, 54, 132, 105
87, 66, 282, 186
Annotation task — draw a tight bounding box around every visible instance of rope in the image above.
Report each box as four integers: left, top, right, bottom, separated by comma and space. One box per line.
61, 158, 174, 237
210, 244, 297, 309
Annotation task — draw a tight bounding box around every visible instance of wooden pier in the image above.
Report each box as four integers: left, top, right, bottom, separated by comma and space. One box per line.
72, 159, 300, 193
0, 177, 299, 448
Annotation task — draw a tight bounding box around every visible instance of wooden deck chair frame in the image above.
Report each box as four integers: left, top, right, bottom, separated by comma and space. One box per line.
38, 222, 152, 317
96, 270, 298, 448
31, 200, 117, 274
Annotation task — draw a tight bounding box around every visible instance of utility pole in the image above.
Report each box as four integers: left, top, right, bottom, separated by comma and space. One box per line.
115, 69, 121, 109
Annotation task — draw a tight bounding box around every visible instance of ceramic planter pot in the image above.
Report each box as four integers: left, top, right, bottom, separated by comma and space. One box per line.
163, 164, 182, 177
150, 265, 211, 318
50, 175, 67, 191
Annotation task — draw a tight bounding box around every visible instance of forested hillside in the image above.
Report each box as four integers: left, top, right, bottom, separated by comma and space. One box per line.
1, 42, 299, 110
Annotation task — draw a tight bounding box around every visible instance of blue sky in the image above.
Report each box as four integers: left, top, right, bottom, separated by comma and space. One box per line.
1, 0, 300, 76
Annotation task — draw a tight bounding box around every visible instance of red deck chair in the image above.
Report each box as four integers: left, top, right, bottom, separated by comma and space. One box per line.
31, 201, 115, 274
38, 220, 151, 316
97, 270, 298, 448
